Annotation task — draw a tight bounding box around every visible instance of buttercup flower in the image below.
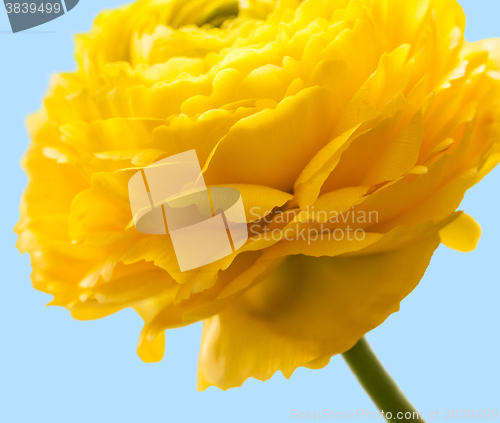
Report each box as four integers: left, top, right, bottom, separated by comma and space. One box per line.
16, 0, 500, 390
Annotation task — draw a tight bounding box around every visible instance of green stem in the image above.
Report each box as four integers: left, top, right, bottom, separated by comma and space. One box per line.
342, 337, 426, 422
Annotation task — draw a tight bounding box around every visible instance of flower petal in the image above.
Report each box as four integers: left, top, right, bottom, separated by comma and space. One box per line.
197, 227, 441, 390
204, 86, 341, 191
439, 212, 481, 253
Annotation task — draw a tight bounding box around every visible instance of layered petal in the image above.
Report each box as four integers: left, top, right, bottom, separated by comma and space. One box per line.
198, 226, 441, 390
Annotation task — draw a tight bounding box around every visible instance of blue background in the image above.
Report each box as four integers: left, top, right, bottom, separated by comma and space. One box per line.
0, 1, 498, 422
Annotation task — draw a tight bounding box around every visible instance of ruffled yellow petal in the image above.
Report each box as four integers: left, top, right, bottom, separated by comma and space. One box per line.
205, 87, 341, 191
198, 225, 441, 390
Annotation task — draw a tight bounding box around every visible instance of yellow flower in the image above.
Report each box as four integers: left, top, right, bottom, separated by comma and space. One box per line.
16, 0, 500, 390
